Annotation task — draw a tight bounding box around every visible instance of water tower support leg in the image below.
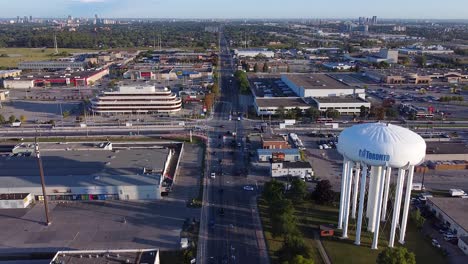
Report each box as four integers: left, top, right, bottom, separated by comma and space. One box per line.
372, 167, 386, 249
342, 160, 354, 239
338, 158, 349, 229
389, 168, 406, 247
381, 167, 392, 221
351, 163, 361, 219
399, 165, 415, 244
354, 163, 368, 246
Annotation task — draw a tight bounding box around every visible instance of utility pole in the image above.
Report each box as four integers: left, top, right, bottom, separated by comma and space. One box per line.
54, 33, 59, 54
35, 137, 51, 225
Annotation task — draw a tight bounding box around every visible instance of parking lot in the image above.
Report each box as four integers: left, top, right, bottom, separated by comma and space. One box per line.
0, 199, 199, 254
367, 85, 468, 120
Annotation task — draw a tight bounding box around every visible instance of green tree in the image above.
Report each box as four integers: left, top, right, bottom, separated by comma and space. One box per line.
253, 63, 259, 72
210, 83, 220, 96
19, 115, 26, 123
62, 111, 70, 118
416, 55, 427, 67
288, 178, 307, 204
376, 107, 386, 120
276, 106, 286, 119
306, 107, 320, 120
385, 108, 398, 119
263, 180, 285, 203
410, 209, 426, 229
378, 61, 390, 69
376, 247, 416, 264
278, 235, 312, 262
325, 108, 340, 119
8, 115, 16, 124
285, 255, 315, 264
286, 109, 297, 119
271, 199, 299, 237
0, 114, 5, 124
360, 105, 369, 118
312, 180, 335, 204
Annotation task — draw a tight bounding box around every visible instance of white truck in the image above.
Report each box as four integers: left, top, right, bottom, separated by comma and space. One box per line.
11, 121, 21, 127
449, 189, 467, 197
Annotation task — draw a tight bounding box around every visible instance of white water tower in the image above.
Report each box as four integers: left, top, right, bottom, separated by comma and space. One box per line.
337, 123, 426, 249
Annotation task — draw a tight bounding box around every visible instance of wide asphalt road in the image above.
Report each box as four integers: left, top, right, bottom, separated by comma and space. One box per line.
198, 30, 269, 264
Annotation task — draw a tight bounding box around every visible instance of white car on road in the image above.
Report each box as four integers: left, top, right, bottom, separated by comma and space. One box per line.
243, 186, 254, 191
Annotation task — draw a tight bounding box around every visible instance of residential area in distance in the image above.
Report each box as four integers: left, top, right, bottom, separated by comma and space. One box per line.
0, 2, 467, 264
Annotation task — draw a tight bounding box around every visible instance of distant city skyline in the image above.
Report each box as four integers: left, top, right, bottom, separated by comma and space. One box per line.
1, 0, 468, 20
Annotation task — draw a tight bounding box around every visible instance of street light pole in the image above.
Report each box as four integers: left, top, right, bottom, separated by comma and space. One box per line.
34, 137, 51, 226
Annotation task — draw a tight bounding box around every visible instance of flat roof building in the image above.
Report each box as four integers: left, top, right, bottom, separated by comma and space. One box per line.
19, 60, 87, 70
261, 134, 290, 150
308, 96, 371, 115
91, 85, 182, 114
0, 69, 22, 78
271, 161, 314, 178
427, 197, 468, 238
51, 248, 160, 264
257, 148, 301, 162
234, 48, 275, 58
281, 74, 365, 99
254, 97, 311, 116
0, 142, 175, 201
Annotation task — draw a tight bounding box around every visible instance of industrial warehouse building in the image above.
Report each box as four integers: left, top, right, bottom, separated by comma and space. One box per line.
0, 142, 177, 204
426, 197, 468, 238
250, 74, 370, 116
281, 74, 366, 99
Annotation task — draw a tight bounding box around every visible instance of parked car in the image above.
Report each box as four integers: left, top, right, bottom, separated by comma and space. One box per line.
432, 239, 441, 248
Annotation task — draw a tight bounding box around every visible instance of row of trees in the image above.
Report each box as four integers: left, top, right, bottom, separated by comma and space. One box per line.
262, 179, 313, 264
0, 114, 26, 124
276, 106, 340, 120
234, 70, 251, 94
439, 96, 464, 102
0, 22, 218, 49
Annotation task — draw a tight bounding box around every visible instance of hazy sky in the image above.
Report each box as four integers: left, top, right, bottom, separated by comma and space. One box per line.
2, 0, 467, 19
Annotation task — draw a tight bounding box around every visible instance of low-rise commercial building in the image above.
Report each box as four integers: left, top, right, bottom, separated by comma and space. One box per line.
234, 48, 275, 58
426, 197, 468, 237
91, 85, 182, 114
18, 60, 87, 70
2, 69, 109, 88
0, 69, 22, 79
0, 193, 34, 209
281, 74, 366, 99
271, 161, 313, 178
308, 96, 371, 115
261, 134, 290, 150
257, 148, 301, 162
0, 90, 8, 101
51, 249, 160, 264
458, 237, 468, 255
254, 97, 311, 116
0, 142, 175, 201
365, 69, 468, 84
425, 142, 468, 161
